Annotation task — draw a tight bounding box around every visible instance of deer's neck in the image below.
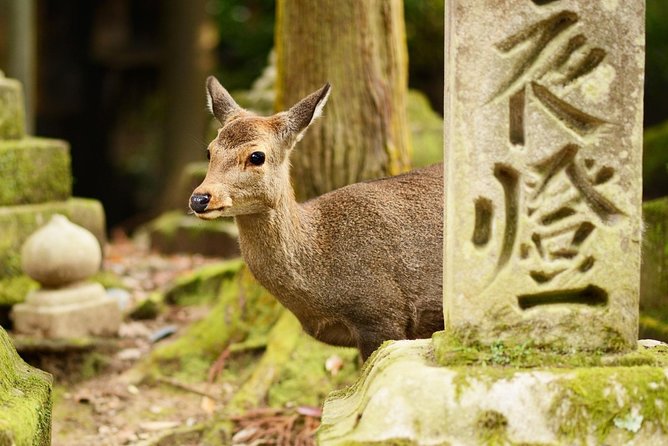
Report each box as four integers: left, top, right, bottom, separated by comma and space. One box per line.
234, 190, 314, 275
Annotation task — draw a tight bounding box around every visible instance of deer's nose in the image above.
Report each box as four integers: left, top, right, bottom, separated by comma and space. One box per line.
190, 194, 211, 213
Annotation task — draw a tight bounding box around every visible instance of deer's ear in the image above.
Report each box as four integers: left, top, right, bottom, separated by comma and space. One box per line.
286, 83, 331, 140
206, 76, 242, 125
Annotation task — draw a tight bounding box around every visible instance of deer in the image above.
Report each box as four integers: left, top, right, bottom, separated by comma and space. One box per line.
190, 76, 443, 360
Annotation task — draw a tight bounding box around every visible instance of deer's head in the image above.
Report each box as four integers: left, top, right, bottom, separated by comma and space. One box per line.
190, 76, 330, 219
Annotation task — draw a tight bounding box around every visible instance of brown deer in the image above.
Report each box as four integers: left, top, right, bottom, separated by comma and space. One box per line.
190, 76, 443, 360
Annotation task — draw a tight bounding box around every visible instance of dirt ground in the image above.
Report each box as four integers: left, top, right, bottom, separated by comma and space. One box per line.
32, 234, 320, 446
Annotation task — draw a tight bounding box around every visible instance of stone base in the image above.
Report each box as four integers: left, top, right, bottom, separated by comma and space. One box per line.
0, 197, 106, 277
318, 337, 668, 445
11, 282, 121, 338
0, 326, 52, 446
141, 211, 239, 257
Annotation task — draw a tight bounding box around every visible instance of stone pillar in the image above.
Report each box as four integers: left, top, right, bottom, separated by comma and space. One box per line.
444, 0, 645, 351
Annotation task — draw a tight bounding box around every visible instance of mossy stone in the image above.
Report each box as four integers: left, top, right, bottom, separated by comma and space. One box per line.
641, 197, 668, 313
319, 337, 668, 445
164, 258, 244, 306
0, 138, 72, 206
0, 76, 25, 140
143, 211, 239, 257
0, 326, 52, 446
0, 198, 106, 278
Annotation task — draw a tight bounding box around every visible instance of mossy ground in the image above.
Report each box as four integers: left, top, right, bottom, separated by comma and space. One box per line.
0, 326, 52, 446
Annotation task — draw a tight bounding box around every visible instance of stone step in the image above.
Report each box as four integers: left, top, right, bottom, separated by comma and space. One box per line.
0, 137, 72, 206
0, 325, 52, 446
0, 198, 106, 278
0, 75, 25, 140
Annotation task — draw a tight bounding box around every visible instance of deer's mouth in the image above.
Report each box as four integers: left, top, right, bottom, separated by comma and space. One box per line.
194, 207, 226, 220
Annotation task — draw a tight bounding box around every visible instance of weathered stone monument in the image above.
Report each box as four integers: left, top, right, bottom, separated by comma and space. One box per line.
444, 0, 643, 352
319, 1, 668, 444
11, 215, 121, 338
0, 325, 52, 445
0, 73, 106, 299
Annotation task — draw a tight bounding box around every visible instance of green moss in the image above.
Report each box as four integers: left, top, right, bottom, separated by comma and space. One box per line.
142, 263, 282, 382
551, 366, 668, 443
165, 258, 244, 306
476, 410, 509, 445
0, 198, 106, 278
267, 331, 359, 408
129, 292, 165, 320
0, 275, 38, 306
433, 331, 668, 370
0, 77, 26, 140
0, 326, 52, 446
143, 211, 239, 257
0, 138, 72, 206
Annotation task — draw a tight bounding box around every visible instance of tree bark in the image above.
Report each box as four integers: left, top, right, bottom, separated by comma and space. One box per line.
275, 0, 411, 200
160, 0, 209, 210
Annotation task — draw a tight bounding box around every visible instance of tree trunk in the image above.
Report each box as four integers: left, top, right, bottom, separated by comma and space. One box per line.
160, 0, 209, 210
275, 0, 411, 200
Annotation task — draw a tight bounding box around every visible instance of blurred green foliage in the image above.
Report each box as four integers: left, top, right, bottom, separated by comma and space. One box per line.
646, 0, 668, 127
208, 0, 276, 91
404, 0, 444, 113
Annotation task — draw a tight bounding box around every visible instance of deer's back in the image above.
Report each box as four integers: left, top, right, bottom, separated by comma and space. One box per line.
301, 163, 444, 341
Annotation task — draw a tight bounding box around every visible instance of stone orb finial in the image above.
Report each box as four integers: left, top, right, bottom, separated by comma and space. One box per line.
21, 214, 102, 287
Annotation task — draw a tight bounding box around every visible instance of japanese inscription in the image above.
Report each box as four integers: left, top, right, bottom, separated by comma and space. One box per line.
444, 0, 644, 351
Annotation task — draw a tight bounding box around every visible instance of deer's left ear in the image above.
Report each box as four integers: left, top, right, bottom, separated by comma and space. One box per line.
286, 83, 331, 141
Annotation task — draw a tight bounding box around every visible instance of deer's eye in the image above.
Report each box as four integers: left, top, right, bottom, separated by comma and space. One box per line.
206, 150, 211, 161
248, 151, 265, 166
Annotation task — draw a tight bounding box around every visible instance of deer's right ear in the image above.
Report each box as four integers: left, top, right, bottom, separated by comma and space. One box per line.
206, 76, 241, 125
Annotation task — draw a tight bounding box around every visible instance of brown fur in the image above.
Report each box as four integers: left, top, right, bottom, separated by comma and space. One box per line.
193, 77, 443, 360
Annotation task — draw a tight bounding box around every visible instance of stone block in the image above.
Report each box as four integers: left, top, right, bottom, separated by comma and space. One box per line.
319, 337, 668, 446
0, 137, 72, 206
444, 0, 645, 351
143, 211, 239, 257
0, 198, 106, 278
641, 197, 668, 313
0, 326, 52, 446
11, 282, 121, 338
0, 75, 25, 140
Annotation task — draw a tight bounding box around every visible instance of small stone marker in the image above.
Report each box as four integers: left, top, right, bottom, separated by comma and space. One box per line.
11, 215, 120, 338
444, 0, 644, 350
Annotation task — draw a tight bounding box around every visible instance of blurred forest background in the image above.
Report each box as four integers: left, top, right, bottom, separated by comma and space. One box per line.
0, 0, 665, 230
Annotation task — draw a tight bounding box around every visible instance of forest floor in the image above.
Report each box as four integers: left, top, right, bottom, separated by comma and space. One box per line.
27, 234, 322, 446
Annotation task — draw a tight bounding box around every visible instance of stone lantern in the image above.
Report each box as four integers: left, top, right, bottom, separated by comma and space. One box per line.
11, 214, 121, 338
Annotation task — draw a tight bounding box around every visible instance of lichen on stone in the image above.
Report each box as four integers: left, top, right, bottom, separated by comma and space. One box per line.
0, 138, 72, 206
0, 326, 52, 446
